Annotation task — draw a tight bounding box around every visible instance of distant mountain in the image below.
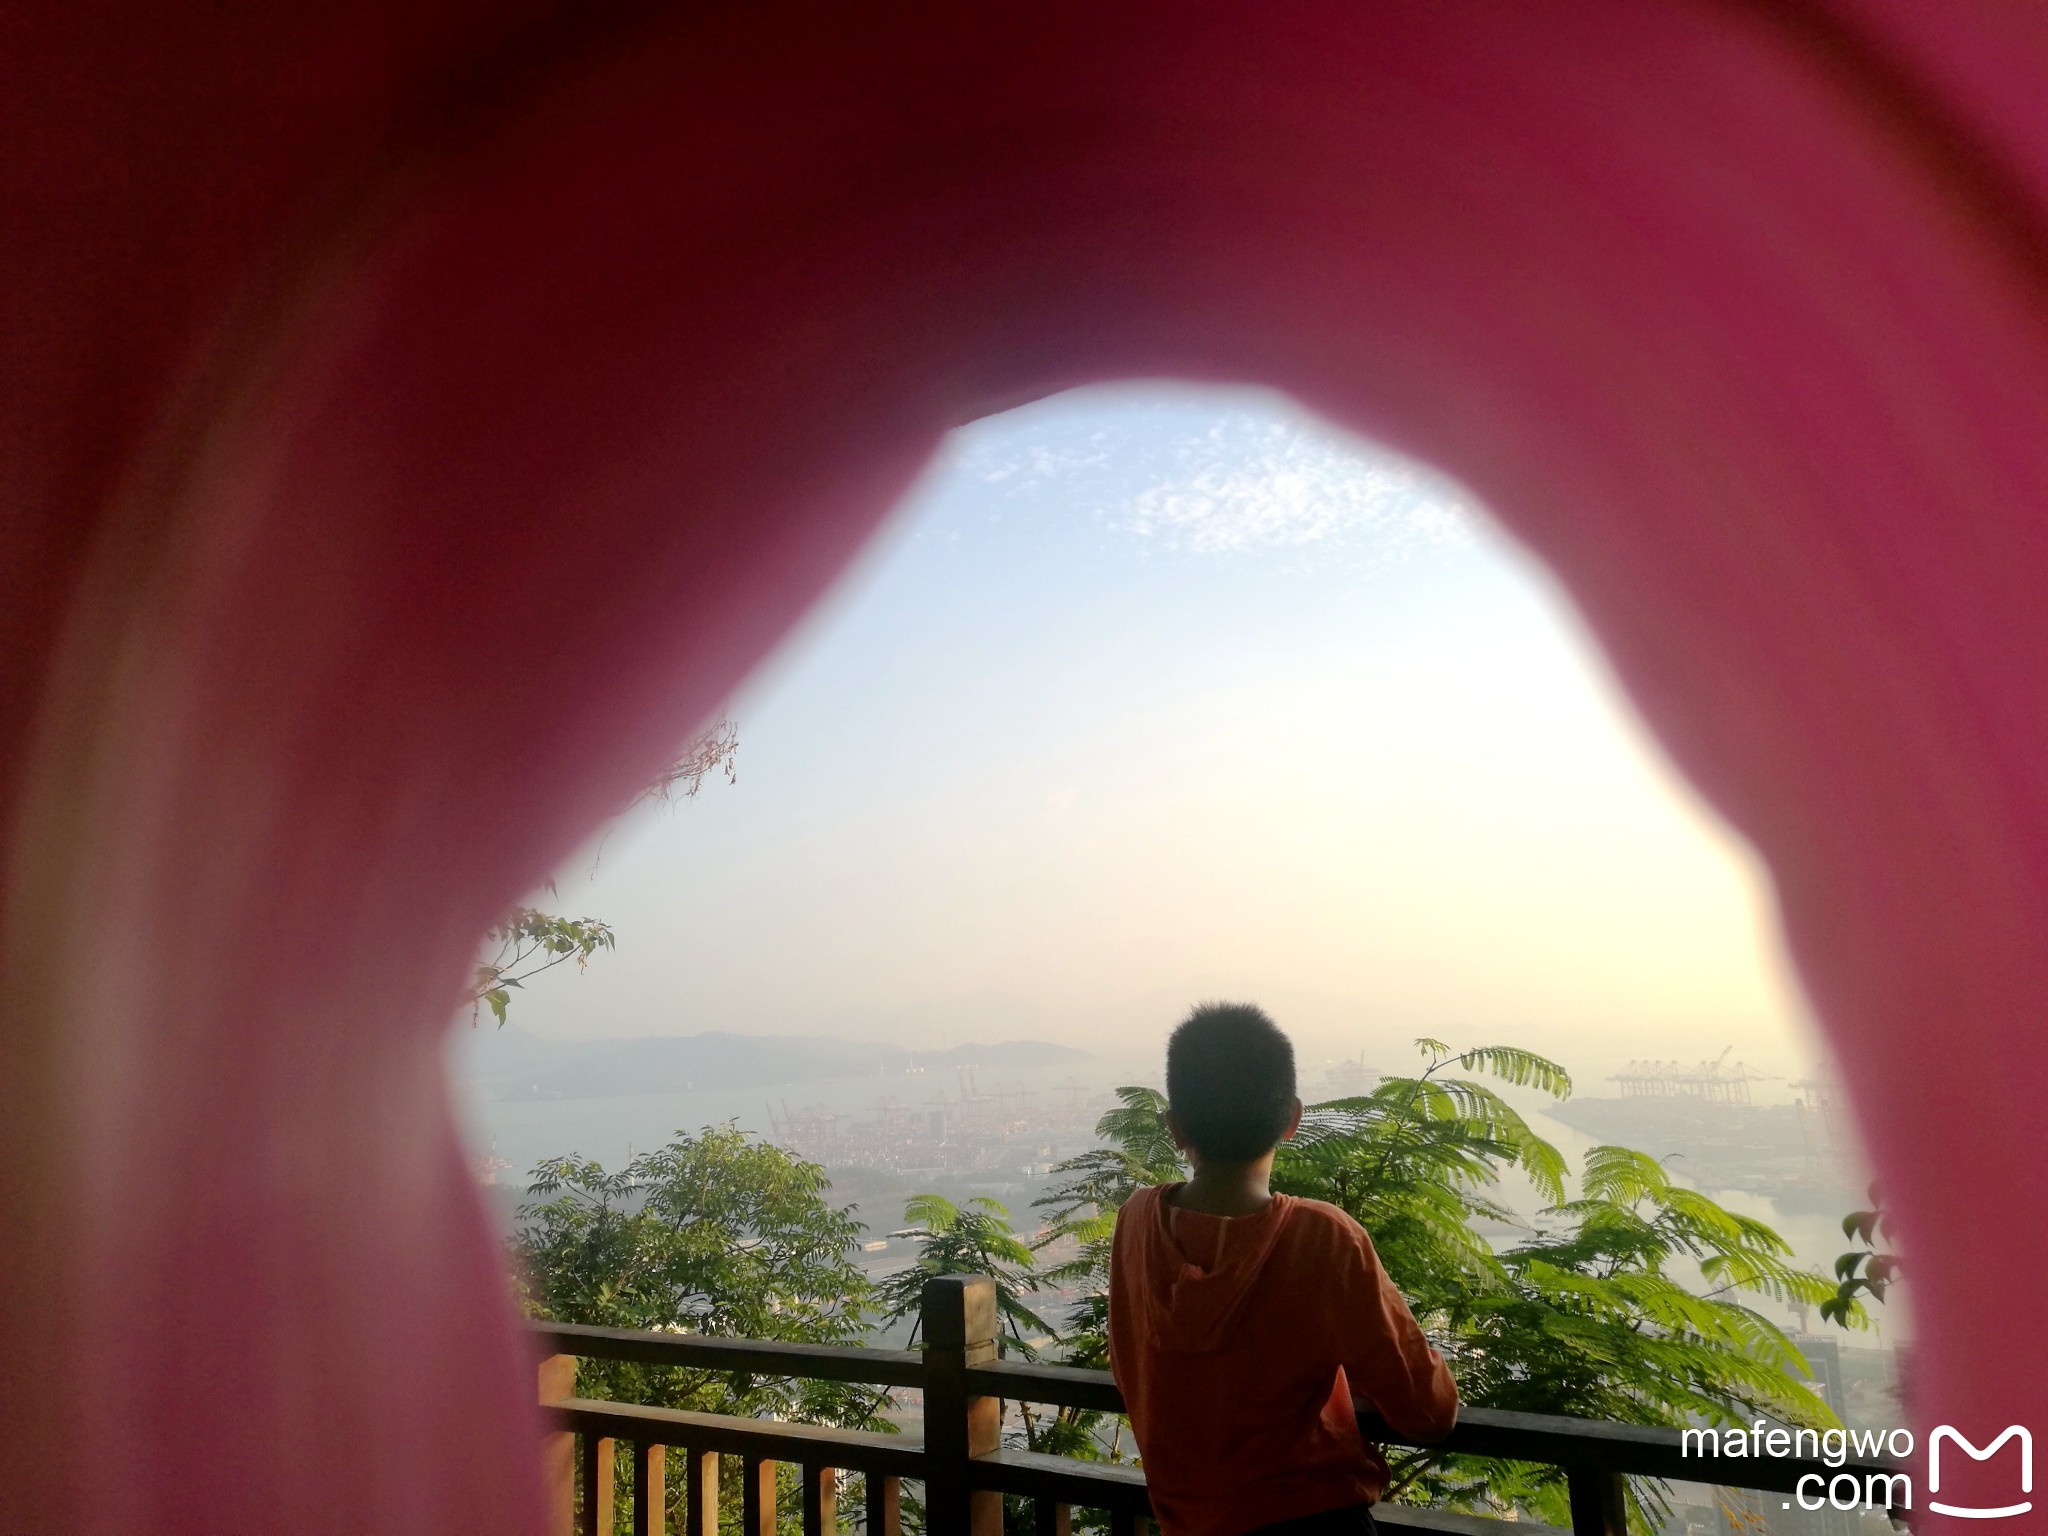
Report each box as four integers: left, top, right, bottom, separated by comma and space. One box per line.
458, 1026, 1093, 1101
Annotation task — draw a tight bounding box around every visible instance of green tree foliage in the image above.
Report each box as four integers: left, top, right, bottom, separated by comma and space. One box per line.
469, 907, 615, 1025
1036, 1040, 1846, 1535
518, 1126, 874, 1404
1825, 1185, 1896, 1326
1438, 1145, 1842, 1530
881, 1194, 1053, 1357
1275, 1040, 1571, 1296
515, 1126, 881, 1532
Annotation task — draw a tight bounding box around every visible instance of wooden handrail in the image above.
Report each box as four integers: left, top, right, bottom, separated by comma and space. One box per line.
532, 1279, 1898, 1536
961, 1358, 1893, 1490
534, 1321, 926, 1387
1356, 1406, 1894, 1495
551, 1399, 925, 1477
963, 1359, 1124, 1414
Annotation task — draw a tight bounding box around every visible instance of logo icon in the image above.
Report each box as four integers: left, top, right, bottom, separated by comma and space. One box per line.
1929, 1426, 2033, 1519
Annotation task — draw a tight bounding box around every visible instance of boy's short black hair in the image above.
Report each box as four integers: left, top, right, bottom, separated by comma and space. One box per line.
1165, 1002, 1297, 1162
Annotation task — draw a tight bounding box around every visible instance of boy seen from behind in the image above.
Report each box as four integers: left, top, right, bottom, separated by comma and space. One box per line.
1108, 1003, 1459, 1536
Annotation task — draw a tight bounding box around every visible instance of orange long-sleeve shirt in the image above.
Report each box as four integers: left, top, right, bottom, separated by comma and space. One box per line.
1107, 1185, 1459, 1536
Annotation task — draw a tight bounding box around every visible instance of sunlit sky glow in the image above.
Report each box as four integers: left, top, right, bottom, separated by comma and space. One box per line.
499, 384, 1823, 1088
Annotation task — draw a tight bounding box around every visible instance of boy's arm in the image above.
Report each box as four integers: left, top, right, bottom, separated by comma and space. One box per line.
1331, 1224, 1460, 1443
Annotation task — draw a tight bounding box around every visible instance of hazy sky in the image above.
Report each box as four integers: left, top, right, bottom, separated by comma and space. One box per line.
498, 384, 1825, 1087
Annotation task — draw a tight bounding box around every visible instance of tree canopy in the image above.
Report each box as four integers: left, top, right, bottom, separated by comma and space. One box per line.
515, 1126, 882, 1533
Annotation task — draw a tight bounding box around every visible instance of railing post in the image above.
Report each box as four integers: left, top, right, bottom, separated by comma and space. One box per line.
1567, 1468, 1627, 1536
539, 1354, 577, 1536
921, 1274, 1003, 1536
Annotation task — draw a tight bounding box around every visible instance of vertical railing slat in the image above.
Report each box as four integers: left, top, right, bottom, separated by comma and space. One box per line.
741, 1455, 777, 1536
1031, 1499, 1071, 1536
685, 1449, 719, 1536
863, 1473, 901, 1536
578, 1435, 616, 1536
1567, 1468, 1628, 1536
801, 1464, 836, 1536
632, 1442, 665, 1536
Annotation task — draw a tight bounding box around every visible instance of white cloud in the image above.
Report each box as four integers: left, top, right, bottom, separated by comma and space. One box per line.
945, 397, 1478, 573
1113, 416, 1475, 564
979, 441, 1111, 486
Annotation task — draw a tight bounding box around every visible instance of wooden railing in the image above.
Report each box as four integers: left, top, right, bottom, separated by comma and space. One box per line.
537, 1275, 1895, 1536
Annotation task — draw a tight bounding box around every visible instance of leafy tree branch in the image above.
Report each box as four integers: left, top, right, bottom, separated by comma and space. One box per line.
467, 718, 737, 1025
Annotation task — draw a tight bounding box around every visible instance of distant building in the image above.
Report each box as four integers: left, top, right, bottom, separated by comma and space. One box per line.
1610, 1048, 1776, 1107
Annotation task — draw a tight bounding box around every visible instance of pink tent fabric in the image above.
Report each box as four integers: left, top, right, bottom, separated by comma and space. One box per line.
6, 2, 2047, 1528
